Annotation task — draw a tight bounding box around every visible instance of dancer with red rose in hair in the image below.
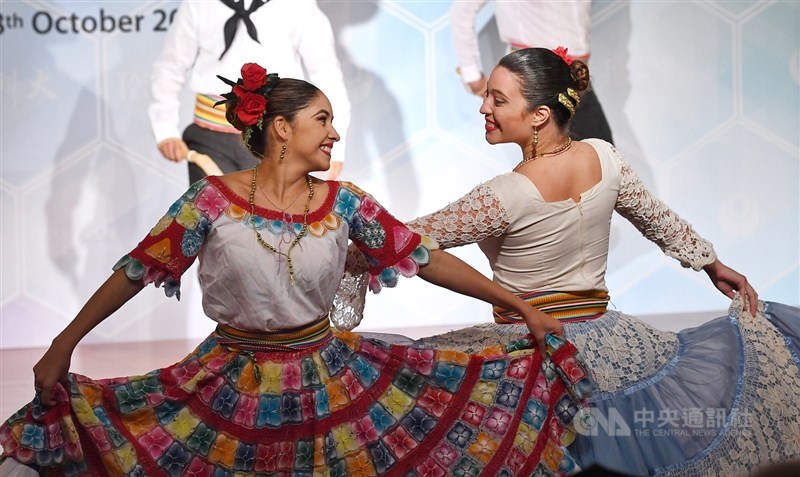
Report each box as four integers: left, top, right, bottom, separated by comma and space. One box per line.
0, 63, 593, 476
149, 0, 350, 182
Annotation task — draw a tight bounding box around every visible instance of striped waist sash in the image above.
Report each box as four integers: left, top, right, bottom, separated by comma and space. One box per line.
215, 315, 332, 352
494, 290, 609, 324
193, 93, 239, 134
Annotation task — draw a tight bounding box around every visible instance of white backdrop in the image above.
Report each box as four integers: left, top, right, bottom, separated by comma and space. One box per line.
1, 0, 798, 349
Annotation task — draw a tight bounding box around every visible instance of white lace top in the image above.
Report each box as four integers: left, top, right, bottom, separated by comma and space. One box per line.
332, 139, 716, 329
408, 139, 716, 293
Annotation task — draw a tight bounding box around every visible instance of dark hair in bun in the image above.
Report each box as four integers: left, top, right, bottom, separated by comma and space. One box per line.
224, 78, 322, 158
498, 47, 591, 128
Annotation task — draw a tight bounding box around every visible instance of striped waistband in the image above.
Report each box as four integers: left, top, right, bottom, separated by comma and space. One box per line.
493, 290, 609, 324
215, 316, 332, 352
193, 93, 239, 134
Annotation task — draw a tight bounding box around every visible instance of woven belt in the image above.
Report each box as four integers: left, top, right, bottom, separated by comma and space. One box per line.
193, 93, 239, 134
215, 315, 332, 352
494, 290, 609, 324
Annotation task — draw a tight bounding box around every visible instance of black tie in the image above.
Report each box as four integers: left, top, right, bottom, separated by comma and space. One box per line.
218, 0, 270, 60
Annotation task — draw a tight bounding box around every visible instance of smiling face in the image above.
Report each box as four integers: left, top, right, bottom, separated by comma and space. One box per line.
287, 93, 340, 171
480, 66, 537, 146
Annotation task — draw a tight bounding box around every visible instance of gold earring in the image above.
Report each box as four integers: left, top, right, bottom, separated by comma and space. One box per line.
279, 143, 286, 164
533, 127, 538, 146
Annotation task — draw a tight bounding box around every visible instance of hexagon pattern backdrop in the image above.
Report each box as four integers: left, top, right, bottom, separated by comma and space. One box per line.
1, 1, 798, 349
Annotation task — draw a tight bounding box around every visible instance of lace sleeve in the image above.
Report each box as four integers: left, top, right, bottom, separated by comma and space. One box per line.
613, 149, 717, 270
330, 244, 369, 331
406, 182, 511, 250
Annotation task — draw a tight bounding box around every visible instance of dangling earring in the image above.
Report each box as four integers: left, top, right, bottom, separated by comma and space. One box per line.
533, 127, 538, 146
279, 142, 286, 164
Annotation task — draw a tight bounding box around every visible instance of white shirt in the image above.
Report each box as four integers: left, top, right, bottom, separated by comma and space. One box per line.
451, 0, 592, 83
149, 0, 350, 163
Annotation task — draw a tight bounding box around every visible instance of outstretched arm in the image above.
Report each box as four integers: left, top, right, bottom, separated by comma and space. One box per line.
332, 181, 512, 329
418, 250, 562, 353
34, 269, 144, 406
35, 178, 220, 405
612, 145, 757, 314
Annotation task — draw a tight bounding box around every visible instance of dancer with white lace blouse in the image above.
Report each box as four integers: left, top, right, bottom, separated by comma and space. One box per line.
333, 47, 800, 476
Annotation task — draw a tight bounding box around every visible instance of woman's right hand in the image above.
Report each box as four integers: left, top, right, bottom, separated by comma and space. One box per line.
523, 309, 564, 355
32, 341, 73, 406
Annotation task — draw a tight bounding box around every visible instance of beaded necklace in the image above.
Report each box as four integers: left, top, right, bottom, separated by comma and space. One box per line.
248, 166, 314, 286
513, 137, 573, 171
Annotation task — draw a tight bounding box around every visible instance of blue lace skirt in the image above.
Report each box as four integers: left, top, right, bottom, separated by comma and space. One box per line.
420, 299, 800, 476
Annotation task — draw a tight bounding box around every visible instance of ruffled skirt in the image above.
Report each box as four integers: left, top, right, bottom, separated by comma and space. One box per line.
420, 299, 800, 476
0, 331, 592, 477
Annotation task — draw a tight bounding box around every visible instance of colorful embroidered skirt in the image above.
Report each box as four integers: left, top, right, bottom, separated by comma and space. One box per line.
0, 330, 593, 476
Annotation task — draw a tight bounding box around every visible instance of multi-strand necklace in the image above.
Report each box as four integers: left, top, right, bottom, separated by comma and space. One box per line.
513, 137, 573, 171
248, 166, 314, 286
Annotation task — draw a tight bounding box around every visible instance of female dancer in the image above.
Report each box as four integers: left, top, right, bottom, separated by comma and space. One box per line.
0, 63, 591, 476
338, 48, 799, 475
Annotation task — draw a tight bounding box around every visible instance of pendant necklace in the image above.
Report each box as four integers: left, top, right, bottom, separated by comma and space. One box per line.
248, 166, 314, 285
258, 179, 307, 243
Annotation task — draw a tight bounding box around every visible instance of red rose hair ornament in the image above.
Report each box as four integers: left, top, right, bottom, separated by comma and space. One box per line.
215, 62, 279, 135
553, 46, 573, 66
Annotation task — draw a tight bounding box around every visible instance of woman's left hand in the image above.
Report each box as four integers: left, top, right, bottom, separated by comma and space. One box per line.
703, 259, 758, 316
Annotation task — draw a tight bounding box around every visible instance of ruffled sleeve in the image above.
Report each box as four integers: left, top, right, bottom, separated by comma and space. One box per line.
609, 143, 717, 270
112, 178, 225, 299
334, 182, 439, 294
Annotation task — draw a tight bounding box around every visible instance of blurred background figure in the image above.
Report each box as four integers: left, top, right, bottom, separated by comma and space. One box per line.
451, 0, 614, 144
148, 0, 350, 183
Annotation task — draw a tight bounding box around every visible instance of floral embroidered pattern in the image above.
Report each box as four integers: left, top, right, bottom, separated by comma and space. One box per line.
336, 182, 439, 294
0, 333, 593, 476
421, 299, 800, 475
112, 179, 224, 300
